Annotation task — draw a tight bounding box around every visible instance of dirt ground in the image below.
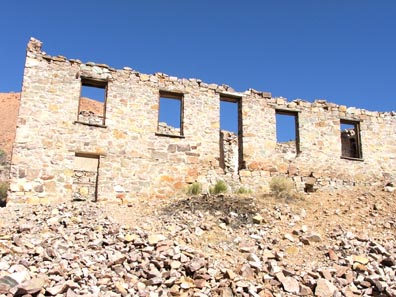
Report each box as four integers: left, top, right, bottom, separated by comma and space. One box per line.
104, 186, 396, 271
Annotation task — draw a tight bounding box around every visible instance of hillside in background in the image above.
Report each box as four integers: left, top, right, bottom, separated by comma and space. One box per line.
0, 93, 20, 160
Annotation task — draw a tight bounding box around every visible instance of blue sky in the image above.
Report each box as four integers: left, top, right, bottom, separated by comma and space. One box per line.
1, 1, 395, 138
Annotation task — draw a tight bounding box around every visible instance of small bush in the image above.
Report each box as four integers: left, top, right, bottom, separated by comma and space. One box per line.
269, 176, 295, 199
187, 182, 202, 195
236, 187, 252, 195
210, 180, 228, 195
0, 149, 6, 165
0, 182, 8, 207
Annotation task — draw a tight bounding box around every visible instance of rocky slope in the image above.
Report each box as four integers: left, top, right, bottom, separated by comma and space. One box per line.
0, 187, 395, 296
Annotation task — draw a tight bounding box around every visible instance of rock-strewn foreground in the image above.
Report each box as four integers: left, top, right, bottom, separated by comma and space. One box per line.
0, 188, 395, 296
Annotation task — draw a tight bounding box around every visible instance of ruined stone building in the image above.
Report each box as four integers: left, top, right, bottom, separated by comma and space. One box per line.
6, 38, 396, 203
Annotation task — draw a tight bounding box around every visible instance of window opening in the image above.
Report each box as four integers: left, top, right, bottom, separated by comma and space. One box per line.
157, 92, 183, 136
73, 153, 100, 202
275, 110, 300, 154
340, 120, 362, 159
78, 79, 107, 125
220, 100, 238, 134
220, 97, 244, 175
304, 183, 315, 193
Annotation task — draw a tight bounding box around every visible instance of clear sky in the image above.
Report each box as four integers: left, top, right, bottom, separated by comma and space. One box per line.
1, 1, 395, 137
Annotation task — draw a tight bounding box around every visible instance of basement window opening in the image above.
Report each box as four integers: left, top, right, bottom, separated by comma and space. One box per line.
73, 153, 100, 202
78, 79, 107, 126
275, 110, 300, 154
220, 96, 244, 173
157, 91, 183, 136
340, 120, 362, 159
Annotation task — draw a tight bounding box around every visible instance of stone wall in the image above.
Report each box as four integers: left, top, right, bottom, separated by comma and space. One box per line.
219, 130, 239, 179
157, 122, 181, 136
78, 110, 104, 126
7, 38, 396, 203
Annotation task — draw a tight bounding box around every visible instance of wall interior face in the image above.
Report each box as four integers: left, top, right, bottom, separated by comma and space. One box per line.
340, 120, 362, 159
73, 154, 99, 201
8, 38, 396, 203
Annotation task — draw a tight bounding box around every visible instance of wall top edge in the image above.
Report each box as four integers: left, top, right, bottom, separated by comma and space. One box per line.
26, 37, 396, 117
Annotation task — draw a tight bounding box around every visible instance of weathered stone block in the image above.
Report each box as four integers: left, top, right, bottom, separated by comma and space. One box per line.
176, 144, 190, 152
239, 170, 251, 177
167, 144, 177, 153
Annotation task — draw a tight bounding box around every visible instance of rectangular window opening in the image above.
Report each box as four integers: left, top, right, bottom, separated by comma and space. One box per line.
78, 79, 107, 126
73, 153, 100, 202
157, 91, 183, 136
220, 97, 244, 174
275, 110, 300, 155
340, 120, 362, 159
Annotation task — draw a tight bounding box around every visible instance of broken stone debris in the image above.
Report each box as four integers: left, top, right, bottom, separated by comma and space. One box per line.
0, 195, 395, 297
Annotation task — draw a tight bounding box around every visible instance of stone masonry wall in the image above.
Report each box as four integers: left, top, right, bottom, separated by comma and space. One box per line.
8, 38, 396, 203
72, 170, 97, 201
219, 130, 239, 180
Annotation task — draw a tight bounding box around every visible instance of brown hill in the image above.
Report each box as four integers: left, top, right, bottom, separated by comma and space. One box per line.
0, 93, 20, 160
79, 96, 104, 115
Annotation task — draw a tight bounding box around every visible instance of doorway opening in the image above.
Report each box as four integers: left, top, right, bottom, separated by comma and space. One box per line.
220, 96, 244, 176
73, 153, 100, 201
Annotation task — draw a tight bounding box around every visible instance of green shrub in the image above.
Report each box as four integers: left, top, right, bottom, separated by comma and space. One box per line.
210, 180, 228, 195
187, 182, 202, 195
236, 187, 252, 195
0, 149, 6, 165
269, 176, 294, 198
0, 182, 8, 206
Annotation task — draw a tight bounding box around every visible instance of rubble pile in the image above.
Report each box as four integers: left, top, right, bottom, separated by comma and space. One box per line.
0, 189, 395, 296
0, 204, 218, 296
157, 122, 181, 136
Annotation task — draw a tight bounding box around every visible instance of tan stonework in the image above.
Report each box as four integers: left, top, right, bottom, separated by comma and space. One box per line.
6, 37, 396, 203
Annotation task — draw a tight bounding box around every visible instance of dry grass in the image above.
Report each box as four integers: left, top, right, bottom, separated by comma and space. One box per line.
210, 180, 228, 195
269, 176, 303, 201
269, 176, 294, 196
187, 182, 202, 196
235, 187, 252, 195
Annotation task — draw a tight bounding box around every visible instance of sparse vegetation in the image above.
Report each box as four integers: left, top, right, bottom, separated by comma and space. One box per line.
187, 182, 202, 195
210, 180, 228, 195
235, 187, 252, 195
269, 176, 295, 199
0, 149, 6, 165
0, 182, 8, 207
